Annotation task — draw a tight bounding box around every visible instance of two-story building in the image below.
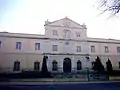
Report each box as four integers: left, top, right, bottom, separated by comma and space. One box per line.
0, 17, 120, 73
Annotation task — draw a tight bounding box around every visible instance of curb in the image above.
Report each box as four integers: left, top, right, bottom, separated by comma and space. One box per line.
0, 80, 120, 85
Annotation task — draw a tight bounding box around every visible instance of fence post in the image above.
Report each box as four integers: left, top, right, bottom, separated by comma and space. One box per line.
106, 71, 109, 81
87, 68, 90, 81
85, 56, 90, 81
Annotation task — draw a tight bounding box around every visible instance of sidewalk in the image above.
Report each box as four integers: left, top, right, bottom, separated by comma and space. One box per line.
109, 76, 120, 81
9, 78, 87, 82
0, 78, 120, 85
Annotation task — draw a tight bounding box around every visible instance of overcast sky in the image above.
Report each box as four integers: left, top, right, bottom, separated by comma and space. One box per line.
0, 0, 120, 39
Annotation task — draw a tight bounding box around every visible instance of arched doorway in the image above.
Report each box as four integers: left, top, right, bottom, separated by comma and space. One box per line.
63, 58, 71, 73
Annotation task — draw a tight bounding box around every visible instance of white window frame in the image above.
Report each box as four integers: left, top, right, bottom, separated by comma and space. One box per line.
105, 46, 109, 53
16, 42, 22, 50
35, 43, 40, 50
65, 41, 69, 45
52, 45, 58, 51
64, 29, 71, 39
77, 46, 81, 52
53, 30, 58, 35
117, 46, 120, 53
91, 45, 95, 53
76, 32, 80, 37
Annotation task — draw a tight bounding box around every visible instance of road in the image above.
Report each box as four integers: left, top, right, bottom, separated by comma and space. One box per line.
0, 82, 120, 90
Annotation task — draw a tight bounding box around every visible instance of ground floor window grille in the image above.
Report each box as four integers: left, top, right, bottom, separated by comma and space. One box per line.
52, 60, 58, 71
77, 60, 82, 70
34, 61, 40, 71
13, 61, 20, 71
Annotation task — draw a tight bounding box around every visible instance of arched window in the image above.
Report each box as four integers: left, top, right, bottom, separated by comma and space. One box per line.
52, 60, 58, 71
13, 61, 20, 71
34, 61, 40, 71
77, 60, 82, 70
119, 61, 120, 69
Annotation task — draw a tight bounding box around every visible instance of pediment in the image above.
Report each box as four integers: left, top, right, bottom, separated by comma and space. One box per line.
45, 17, 86, 29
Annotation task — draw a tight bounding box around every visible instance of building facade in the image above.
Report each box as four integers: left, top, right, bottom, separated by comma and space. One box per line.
0, 17, 120, 73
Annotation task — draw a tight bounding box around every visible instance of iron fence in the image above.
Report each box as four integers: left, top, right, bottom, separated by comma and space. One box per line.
0, 67, 109, 81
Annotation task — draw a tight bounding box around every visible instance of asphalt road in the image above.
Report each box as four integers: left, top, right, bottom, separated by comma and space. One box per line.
0, 82, 120, 90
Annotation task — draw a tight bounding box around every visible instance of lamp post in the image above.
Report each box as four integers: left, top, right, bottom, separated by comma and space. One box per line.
86, 56, 90, 81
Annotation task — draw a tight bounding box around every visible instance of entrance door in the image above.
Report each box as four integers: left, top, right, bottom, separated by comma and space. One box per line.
63, 58, 71, 73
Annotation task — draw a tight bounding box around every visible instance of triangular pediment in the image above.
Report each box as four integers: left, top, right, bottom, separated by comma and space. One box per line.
45, 17, 86, 29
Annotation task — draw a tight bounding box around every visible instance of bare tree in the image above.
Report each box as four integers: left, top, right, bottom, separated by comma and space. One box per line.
98, 0, 120, 15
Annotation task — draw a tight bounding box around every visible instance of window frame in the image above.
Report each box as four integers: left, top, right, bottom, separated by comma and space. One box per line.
16, 42, 22, 50
13, 61, 20, 71
65, 41, 69, 45
52, 45, 58, 51
52, 60, 58, 71
76, 32, 80, 37
117, 46, 120, 53
119, 61, 120, 69
77, 60, 82, 70
105, 46, 109, 53
34, 61, 40, 71
91, 45, 95, 53
53, 30, 58, 35
77, 46, 81, 52
35, 43, 40, 50
64, 29, 71, 38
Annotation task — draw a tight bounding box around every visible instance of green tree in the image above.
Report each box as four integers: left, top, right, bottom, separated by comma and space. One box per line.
106, 58, 113, 74
93, 56, 105, 73
41, 56, 48, 73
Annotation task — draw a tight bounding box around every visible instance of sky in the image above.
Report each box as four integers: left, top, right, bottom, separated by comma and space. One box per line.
0, 0, 120, 39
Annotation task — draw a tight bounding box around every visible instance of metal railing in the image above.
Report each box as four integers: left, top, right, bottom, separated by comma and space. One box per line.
0, 67, 109, 81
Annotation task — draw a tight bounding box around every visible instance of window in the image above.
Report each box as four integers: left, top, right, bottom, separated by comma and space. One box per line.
105, 46, 109, 53
53, 30, 58, 35
76, 32, 80, 37
119, 61, 120, 69
52, 45, 58, 51
117, 47, 120, 53
34, 61, 40, 71
77, 60, 82, 70
16, 42, 21, 50
0, 41, 1, 49
91, 45, 95, 53
65, 41, 69, 45
52, 60, 58, 71
77, 46, 81, 52
35, 43, 40, 50
64, 30, 71, 39
13, 61, 20, 71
